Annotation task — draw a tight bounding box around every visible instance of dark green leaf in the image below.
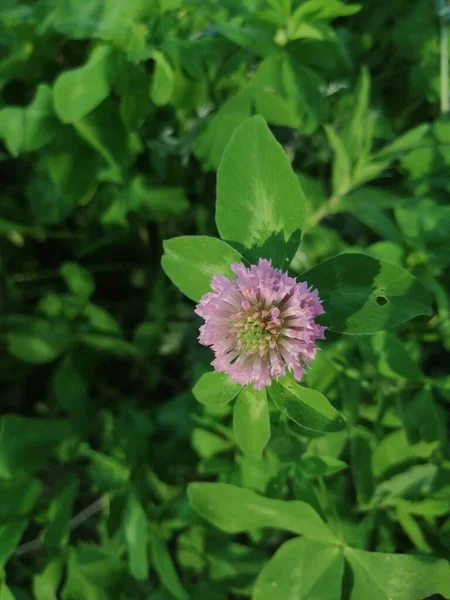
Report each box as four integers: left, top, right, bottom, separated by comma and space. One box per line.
0, 415, 69, 478
302, 253, 432, 334
0, 84, 57, 155
269, 378, 346, 435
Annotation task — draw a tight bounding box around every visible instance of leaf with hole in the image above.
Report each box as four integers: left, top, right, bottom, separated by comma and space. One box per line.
302, 253, 432, 334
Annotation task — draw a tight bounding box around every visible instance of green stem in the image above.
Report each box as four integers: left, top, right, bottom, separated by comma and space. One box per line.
440, 0, 449, 114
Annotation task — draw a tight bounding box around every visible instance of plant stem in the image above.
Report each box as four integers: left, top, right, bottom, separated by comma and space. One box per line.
440, 0, 450, 114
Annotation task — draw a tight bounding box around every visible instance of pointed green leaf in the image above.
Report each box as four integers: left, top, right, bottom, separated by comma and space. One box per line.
188, 482, 337, 543
374, 124, 429, 161
150, 50, 174, 106
269, 378, 346, 435
33, 558, 64, 600
0, 520, 27, 567
324, 125, 352, 197
150, 535, 188, 600
216, 116, 307, 268
161, 236, 242, 302
233, 386, 270, 459
124, 490, 149, 580
42, 475, 78, 548
299, 453, 347, 477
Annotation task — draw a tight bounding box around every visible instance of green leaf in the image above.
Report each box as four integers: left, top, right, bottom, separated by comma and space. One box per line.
302, 253, 432, 334
233, 386, 270, 459
342, 203, 402, 244
0, 84, 57, 156
127, 176, 189, 222
7, 320, 71, 364
372, 430, 437, 479
269, 378, 346, 435
191, 428, 233, 459
290, 0, 360, 22
193, 372, 242, 406
161, 236, 242, 302
124, 489, 149, 581
369, 464, 437, 508
188, 482, 337, 543
216, 23, 277, 56
253, 537, 344, 600
74, 98, 130, 184
299, 453, 347, 477
346, 67, 371, 159
53, 45, 114, 124
373, 124, 429, 161
372, 332, 421, 381
345, 547, 450, 600
0, 582, 14, 600
251, 57, 299, 128
0, 415, 69, 478
33, 558, 64, 600
216, 116, 307, 268
324, 125, 352, 197
195, 90, 252, 171
282, 60, 327, 132
150, 50, 174, 107
27, 175, 73, 225
0, 477, 41, 520
150, 535, 188, 600
292, 466, 323, 515
60, 262, 95, 298
350, 428, 374, 505
84, 449, 130, 491
78, 334, 139, 357
47, 132, 99, 206
42, 475, 78, 548
0, 520, 27, 567
398, 387, 446, 445
117, 63, 149, 130
62, 544, 125, 600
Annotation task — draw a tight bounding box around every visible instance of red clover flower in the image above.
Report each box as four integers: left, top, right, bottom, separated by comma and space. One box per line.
195, 259, 326, 389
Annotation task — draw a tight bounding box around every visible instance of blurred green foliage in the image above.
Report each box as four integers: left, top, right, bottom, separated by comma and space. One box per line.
0, 0, 450, 598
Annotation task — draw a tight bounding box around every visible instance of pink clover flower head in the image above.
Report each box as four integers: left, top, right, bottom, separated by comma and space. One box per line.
195, 258, 326, 389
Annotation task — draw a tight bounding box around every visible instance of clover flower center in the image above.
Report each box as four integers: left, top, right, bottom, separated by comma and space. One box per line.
231, 305, 282, 354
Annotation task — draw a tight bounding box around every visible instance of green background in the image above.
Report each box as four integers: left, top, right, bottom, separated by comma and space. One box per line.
1, 0, 450, 598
